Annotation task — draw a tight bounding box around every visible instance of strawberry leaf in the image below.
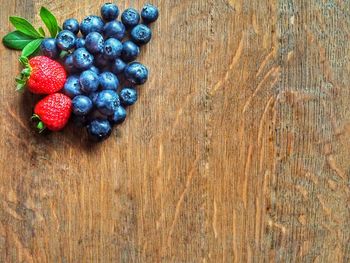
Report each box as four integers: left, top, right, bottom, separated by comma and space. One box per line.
40, 7, 59, 38
22, 39, 43, 57
2, 30, 35, 50
31, 115, 46, 133
16, 83, 26, 92
19, 56, 29, 65
15, 78, 25, 84
9, 16, 42, 38
37, 122, 46, 133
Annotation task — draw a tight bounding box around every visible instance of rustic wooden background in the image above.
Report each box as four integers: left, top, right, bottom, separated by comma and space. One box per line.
0, 0, 349, 262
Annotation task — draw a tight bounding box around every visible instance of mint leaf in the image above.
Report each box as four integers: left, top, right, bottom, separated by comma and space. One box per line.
22, 39, 43, 57
9, 16, 42, 38
40, 7, 59, 37
2, 31, 35, 50
38, 27, 45, 37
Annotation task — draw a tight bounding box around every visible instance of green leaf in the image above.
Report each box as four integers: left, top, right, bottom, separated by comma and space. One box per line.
19, 56, 29, 65
15, 78, 25, 84
40, 7, 59, 37
21, 68, 31, 77
37, 121, 45, 132
38, 27, 45, 37
22, 39, 43, 57
9, 16, 42, 38
59, 51, 69, 59
31, 114, 40, 121
2, 30, 35, 50
31, 46, 42, 57
16, 82, 26, 92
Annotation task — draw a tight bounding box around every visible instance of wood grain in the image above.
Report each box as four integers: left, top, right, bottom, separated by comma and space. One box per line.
0, 0, 349, 262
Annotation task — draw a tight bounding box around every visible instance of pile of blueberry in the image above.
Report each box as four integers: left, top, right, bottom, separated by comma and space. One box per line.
40, 3, 159, 141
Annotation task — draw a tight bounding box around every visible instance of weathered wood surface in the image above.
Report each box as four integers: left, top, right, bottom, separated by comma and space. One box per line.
0, 0, 349, 262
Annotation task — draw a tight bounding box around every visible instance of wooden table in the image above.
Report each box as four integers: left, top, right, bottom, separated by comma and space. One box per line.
0, 0, 349, 262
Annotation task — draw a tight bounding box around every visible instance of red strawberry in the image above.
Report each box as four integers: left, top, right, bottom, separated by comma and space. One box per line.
32, 93, 72, 132
17, 56, 67, 94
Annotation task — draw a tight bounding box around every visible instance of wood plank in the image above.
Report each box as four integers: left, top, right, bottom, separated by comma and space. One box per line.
0, 0, 349, 262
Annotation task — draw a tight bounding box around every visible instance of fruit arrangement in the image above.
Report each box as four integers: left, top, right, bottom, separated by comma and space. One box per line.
2, 3, 159, 141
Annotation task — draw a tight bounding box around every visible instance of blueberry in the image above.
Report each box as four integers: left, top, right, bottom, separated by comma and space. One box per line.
121, 41, 140, 62
40, 38, 59, 58
94, 53, 109, 68
101, 3, 119, 21
64, 54, 78, 74
56, 30, 76, 51
73, 48, 94, 70
63, 75, 83, 98
79, 70, 99, 93
120, 87, 137, 106
130, 24, 152, 45
121, 8, 140, 29
85, 32, 104, 54
76, 37, 86, 48
124, 62, 148, 85
111, 58, 126, 74
95, 90, 120, 115
80, 15, 104, 36
63, 18, 80, 34
87, 119, 112, 141
89, 65, 100, 75
110, 106, 127, 124
141, 4, 159, 24
103, 38, 123, 60
103, 21, 125, 40
72, 95, 93, 116
99, 72, 119, 91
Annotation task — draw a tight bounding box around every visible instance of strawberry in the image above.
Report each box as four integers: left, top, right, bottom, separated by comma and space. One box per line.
16, 56, 67, 94
32, 93, 72, 132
